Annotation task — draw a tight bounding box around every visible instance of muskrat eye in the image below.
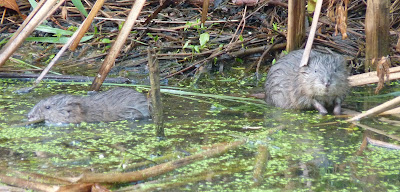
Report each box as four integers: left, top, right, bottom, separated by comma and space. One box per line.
45, 105, 51, 109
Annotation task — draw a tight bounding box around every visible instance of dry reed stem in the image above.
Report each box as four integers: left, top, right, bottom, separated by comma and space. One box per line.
64, 140, 245, 183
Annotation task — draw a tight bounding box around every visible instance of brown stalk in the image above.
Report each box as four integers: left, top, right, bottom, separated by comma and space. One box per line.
229, 5, 248, 45
347, 96, 400, 121
90, 0, 146, 91
255, 39, 284, 81
121, 166, 244, 192
201, 0, 210, 24
375, 56, 391, 94
148, 48, 165, 137
0, 174, 58, 192
352, 122, 400, 142
299, 0, 323, 67
348, 70, 400, 87
64, 140, 245, 183
69, 0, 107, 51
366, 137, 400, 150
252, 144, 269, 187
0, 0, 63, 66
1, 0, 45, 48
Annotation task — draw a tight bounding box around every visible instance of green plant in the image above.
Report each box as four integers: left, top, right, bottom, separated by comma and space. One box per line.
272, 23, 278, 31
183, 32, 210, 53
147, 33, 160, 43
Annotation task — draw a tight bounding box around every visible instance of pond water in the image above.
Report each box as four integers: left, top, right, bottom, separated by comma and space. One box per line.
1, 79, 400, 191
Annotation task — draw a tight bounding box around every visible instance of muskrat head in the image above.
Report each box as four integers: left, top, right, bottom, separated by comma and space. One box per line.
27, 95, 85, 124
299, 54, 349, 97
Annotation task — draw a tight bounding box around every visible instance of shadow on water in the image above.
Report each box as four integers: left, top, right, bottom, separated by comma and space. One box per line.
1, 79, 400, 191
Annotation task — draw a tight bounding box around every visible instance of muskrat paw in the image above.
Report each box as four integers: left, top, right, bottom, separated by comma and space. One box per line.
312, 100, 328, 115
333, 105, 341, 115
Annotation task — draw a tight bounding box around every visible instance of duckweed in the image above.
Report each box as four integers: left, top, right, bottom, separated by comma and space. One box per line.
1, 79, 400, 190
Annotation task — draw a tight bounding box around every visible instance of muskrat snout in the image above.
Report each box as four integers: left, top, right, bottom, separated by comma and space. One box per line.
27, 111, 37, 121
324, 79, 331, 88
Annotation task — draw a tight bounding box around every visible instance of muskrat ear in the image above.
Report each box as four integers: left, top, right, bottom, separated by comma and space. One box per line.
65, 101, 84, 114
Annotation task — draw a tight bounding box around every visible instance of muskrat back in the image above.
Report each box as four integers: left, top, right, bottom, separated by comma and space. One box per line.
28, 87, 150, 124
264, 49, 349, 115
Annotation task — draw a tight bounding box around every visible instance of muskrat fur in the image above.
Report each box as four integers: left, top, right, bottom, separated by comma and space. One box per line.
264, 49, 349, 115
28, 87, 150, 124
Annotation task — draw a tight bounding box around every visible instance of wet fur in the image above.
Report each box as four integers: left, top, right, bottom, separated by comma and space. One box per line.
28, 88, 150, 124
264, 49, 349, 113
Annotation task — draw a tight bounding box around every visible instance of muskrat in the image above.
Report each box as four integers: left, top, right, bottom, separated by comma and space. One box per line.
27, 87, 150, 124
264, 49, 349, 115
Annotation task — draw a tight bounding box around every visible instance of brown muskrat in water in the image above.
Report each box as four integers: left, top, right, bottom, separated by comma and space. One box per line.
264, 49, 349, 115
28, 87, 150, 124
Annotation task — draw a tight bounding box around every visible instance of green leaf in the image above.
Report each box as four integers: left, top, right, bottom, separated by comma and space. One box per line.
71, 0, 88, 17
36, 25, 74, 36
27, 0, 38, 9
67, 25, 78, 31
183, 40, 191, 49
147, 33, 154, 38
194, 45, 200, 53
272, 23, 278, 31
9, 57, 61, 75
93, 26, 98, 35
235, 58, 243, 64
184, 21, 193, 31
0, 35, 9, 46
307, 0, 317, 13
26, 35, 93, 43
199, 33, 209, 47
101, 38, 111, 43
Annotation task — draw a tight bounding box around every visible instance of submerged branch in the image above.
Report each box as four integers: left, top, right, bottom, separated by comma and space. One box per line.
351, 122, 400, 142
64, 140, 245, 183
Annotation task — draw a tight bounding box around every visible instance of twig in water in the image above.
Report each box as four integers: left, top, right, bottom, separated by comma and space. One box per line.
347, 96, 400, 121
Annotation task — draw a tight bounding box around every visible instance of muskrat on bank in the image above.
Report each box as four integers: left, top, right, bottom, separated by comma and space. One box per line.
28, 87, 150, 124
264, 49, 349, 115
